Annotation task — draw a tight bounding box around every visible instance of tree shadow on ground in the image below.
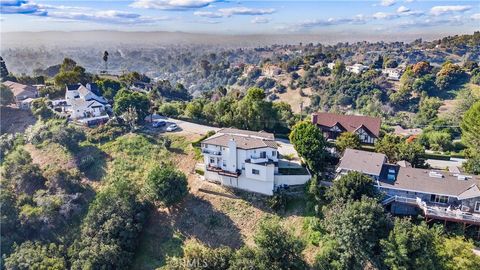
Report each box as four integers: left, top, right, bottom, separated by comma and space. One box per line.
74, 144, 108, 180
132, 194, 244, 270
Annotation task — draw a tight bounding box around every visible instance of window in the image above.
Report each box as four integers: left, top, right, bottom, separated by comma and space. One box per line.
222, 160, 226, 167
210, 158, 215, 164
272, 151, 276, 157
430, 194, 448, 204
252, 169, 260, 175
475, 202, 480, 212
260, 151, 266, 158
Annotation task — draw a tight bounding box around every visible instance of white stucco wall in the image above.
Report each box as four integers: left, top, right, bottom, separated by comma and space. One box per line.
274, 174, 311, 186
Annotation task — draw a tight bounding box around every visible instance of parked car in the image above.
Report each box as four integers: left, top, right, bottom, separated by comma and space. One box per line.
152, 120, 166, 128
166, 123, 178, 132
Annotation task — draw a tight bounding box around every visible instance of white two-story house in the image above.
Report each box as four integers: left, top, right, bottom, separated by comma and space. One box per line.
64, 83, 110, 125
201, 128, 310, 195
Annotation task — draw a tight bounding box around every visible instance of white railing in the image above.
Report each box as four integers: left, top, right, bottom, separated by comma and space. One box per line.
202, 149, 221, 156
249, 157, 269, 164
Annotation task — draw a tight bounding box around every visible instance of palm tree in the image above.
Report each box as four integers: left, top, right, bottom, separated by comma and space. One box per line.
102, 51, 109, 73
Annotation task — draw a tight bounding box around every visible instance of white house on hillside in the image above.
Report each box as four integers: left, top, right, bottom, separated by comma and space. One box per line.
64, 83, 110, 125
201, 128, 310, 195
346, 63, 369, 74
382, 68, 403, 80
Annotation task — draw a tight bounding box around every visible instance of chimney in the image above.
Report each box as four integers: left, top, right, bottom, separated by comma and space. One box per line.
312, 114, 318, 124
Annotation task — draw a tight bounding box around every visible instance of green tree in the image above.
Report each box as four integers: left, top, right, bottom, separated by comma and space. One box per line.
0, 56, 9, 81
335, 132, 361, 153
69, 177, 147, 270
327, 171, 377, 203
0, 85, 15, 106
289, 121, 328, 174
234, 87, 277, 131
436, 236, 480, 270
461, 101, 480, 152
1, 148, 45, 195
375, 134, 402, 162
415, 97, 442, 126
435, 62, 468, 91
113, 89, 150, 123
324, 197, 391, 269
381, 218, 441, 270
463, 153, 480, 175
4, 241, 67, 270
165, 242, 232, 270
253, 218, 307, 270
144, 165, 188, 208
159, 102, 181, 117
185, 100, 204, 119
332, 60, 345, 77
30, 98, 55, 120
396, 141, 426, 168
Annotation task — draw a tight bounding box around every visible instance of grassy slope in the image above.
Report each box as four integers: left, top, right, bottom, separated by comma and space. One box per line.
25, 131, 319, 269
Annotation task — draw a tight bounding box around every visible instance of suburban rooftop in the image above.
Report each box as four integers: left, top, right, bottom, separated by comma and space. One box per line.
202, 128, 277, 150
312, 112, 382, 137
337, 148, 387, 176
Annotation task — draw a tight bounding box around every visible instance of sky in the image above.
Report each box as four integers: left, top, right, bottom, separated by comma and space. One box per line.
0, 0, 479, 35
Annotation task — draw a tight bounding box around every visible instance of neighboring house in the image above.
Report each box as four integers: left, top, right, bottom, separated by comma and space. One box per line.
346, 63, 369, 74
337, 148, 480, 226
201, 128, 310, 195
381, 68, 403, 80
393, 125, 422, 137
2, 80, 38, 109
327, 62, 335, 70
64, 83, 110, 125
311, 112, 381, 144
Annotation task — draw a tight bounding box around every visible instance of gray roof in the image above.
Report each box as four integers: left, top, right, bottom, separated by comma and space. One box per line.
202, 128, 277, 150
217, 128, 274, 140
378, 167, 480, 198
337, 148, 386, 176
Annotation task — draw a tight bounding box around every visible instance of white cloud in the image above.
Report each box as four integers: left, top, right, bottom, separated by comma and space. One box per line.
217, 7, 275, 16
193, 10, 223, 18
430, 5, 472, 16
49, 10, 167, 24
373, 12, 398, 20
0, 0, 46, 16
251, 17, 269, 24
471, 13, 480, 20
396, 6, 410, 13
380, 0, 396, 7
130, 0, 220, 10
194, 6, 276, 18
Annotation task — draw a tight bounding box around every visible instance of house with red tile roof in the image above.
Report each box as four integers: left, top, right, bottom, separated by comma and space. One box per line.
311, 112, 381, 144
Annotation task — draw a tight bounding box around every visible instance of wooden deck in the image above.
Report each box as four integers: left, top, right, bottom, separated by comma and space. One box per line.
383, 196, 480, 226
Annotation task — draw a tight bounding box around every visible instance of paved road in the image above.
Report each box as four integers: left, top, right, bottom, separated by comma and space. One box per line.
154, 116, 299, 158
425, 158, 466, 170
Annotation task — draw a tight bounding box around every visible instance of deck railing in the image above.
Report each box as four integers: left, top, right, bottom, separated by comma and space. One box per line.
383, 195, 480, 225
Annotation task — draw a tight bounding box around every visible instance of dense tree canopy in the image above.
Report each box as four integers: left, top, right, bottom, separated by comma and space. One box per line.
327, 171, 377, 203
0, 84, 15, 106
381, 218, 441, 270
113, 89, 150, 123
289, 121, 328, 174
144, 165, 188, 208
335, 132, 361, 153
324, 198, 392, 269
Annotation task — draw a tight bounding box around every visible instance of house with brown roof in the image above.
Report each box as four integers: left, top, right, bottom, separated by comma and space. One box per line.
201, 128, 310, 195
337, 148, 480, 226
311, 112, 381, 144
2, 80, 38, 109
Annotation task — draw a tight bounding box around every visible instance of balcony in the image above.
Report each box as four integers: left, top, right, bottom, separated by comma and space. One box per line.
207, 165, 241, 178
383, 195, 480, 225
202, 149, 222, 156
